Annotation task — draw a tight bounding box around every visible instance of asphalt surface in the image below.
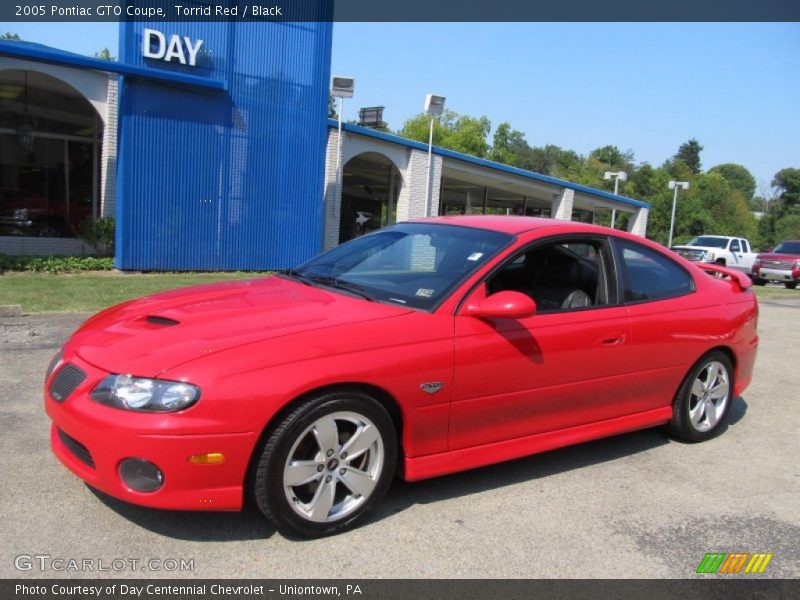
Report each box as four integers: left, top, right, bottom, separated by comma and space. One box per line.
1, 299, 798, 579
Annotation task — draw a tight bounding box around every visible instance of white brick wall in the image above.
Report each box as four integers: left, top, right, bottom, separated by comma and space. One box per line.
100, 77, 118, 218
322, 128, 343, 250
396, 149, 442, 222
551, 187, 575, 221
627, 207, 649, 237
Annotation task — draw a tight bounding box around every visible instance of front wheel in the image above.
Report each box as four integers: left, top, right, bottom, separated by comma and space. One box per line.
785, 282, 797, 290
750, 277, 767, 286
666, 351, 734, 443
251, 391, 397, 538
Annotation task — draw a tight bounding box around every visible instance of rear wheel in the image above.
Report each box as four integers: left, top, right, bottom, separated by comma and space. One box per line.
751, 277, 767, 286
252, 390, 397, 538
666, 351, 734, 443
785, 282, 797, 290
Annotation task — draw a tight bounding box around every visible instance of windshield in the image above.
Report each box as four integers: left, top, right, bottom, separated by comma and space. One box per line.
773, 241, 800, 254
287, 223, 513, 310
687, 236, 729, 249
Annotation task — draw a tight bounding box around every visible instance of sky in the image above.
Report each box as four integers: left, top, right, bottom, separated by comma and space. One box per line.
2, 21, 798, 191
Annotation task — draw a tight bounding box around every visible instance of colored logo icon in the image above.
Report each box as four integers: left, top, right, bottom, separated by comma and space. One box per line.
696, 552, 773, 574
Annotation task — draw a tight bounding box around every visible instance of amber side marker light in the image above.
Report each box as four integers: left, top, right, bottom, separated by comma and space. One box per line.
188, 453, 226, 465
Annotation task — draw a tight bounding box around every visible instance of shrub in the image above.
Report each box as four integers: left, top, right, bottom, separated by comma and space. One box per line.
0, 254, 115, 274
78, 217, 115, 257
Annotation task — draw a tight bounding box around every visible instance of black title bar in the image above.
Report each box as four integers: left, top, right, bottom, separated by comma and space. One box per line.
0, 0, 799, 22
3, 579, 799, 600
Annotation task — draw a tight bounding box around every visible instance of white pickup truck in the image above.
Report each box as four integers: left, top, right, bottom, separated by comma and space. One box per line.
671, 235, 758, 275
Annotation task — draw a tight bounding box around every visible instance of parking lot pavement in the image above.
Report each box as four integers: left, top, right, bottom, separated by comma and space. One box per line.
1, 302, 798, 580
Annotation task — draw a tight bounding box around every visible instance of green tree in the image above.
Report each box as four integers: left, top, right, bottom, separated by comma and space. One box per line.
93, 47, 116, 61
775, 214, 800, 241
328, 94, 337, 119
708, 163, 756, 200
674, 138, 703, 174
772, 168, 800, 213
691, 172, 758, 240
631, 163, 659, 198
522, 144, 583, 179
641, 167, 711, 245
0, 33, 20, 40
489, 122, 529, 166
398, 110, 491, 158
588, 145, 634, 172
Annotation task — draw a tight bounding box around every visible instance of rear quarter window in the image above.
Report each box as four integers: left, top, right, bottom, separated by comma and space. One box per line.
616, 240, 694, 303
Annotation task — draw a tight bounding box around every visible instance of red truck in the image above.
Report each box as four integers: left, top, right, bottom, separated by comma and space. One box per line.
752, 240, 800, 289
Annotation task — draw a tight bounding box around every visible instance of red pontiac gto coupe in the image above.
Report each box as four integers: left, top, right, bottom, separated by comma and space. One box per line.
45, 217, 759, 537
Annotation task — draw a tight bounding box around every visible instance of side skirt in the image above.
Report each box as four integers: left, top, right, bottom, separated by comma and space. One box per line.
403, 406, 673, 481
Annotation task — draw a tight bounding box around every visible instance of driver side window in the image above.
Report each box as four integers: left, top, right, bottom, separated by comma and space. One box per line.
487, 239, 612, 312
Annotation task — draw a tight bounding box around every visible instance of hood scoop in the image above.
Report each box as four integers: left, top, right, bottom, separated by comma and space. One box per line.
145, 315, 180, 327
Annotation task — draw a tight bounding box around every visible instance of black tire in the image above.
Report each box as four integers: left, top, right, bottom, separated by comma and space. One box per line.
251, 390, 397, 538
666, 350, 734, 443
751, 278, 767, 286
785, 282, 797, 290
714, 258, 727, 266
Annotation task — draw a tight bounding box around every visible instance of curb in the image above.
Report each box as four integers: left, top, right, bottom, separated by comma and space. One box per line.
0, 305, 23, 317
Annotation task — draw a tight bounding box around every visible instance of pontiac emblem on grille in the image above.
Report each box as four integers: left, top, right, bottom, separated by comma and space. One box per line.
421, 382, 444, 394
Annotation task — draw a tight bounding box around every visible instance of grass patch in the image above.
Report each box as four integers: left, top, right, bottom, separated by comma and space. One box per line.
752, 284, 798, 298
0, 271, 265, 313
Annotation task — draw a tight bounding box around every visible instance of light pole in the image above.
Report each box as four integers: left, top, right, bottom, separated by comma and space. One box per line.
667, 180, 690, 247
423, 94, 446, 217
331, 76, 355, 192
603, 171, 627, 228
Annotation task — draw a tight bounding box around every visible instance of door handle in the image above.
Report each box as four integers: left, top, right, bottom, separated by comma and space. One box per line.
599, 334, 626, 346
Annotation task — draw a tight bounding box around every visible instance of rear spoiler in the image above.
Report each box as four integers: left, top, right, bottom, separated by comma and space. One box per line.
695, 263, 753, 291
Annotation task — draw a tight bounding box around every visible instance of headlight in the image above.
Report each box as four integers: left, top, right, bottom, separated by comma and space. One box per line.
90, 374, 200, 412
13, 208, 29, 220
45, 347, 64, 382
703, 251, 715, 261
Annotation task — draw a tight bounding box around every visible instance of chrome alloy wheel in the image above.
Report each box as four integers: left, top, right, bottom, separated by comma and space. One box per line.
688, 360, 730, 432
282, 411, 384, 523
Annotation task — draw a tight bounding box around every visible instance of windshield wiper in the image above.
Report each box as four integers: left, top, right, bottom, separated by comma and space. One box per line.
306, 276, 376, 302
278, 269, 314, 286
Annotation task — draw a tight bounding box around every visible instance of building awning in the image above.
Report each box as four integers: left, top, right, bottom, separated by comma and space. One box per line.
0, 40, 225, 92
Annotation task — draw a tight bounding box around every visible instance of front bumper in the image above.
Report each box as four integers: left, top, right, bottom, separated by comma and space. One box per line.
45, 354, 258, 511
756, 268, 798, 283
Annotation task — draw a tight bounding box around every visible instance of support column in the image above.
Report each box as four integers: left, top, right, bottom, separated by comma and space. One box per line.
322, 128, 343, 250
396, 149, 442, 222
627, 207, 649, 237
99, 77, 118, 218
551, 187, 574, 221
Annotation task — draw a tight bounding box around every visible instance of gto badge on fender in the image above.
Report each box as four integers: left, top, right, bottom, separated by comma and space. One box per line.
420, 382, 444, 394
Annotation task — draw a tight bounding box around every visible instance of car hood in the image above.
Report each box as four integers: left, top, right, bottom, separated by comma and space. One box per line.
672, 245, 717, 252
69, 275, 413, 377
757, 253, 800, 261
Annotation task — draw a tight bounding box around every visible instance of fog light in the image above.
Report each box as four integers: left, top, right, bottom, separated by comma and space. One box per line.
119, 458, 163, 492
188, 452, 225, 465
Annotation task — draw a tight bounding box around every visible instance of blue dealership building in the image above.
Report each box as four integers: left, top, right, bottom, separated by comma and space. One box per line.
0, 16, 650, 270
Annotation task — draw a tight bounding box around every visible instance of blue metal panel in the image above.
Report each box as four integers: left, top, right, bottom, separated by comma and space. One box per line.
117, 15, 332, 270
332, 120, 651, 210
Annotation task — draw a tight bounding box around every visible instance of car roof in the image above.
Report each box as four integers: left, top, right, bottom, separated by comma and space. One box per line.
416, 215, 601, 235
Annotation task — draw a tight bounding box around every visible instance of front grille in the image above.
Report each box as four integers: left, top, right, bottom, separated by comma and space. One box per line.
763, 259, 793, 270
677, 249, 704, 261
57, 428, 95, 468
49, 364, 86, 403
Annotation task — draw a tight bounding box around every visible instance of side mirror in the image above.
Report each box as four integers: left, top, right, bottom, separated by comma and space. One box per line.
464, 291, 536, 320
